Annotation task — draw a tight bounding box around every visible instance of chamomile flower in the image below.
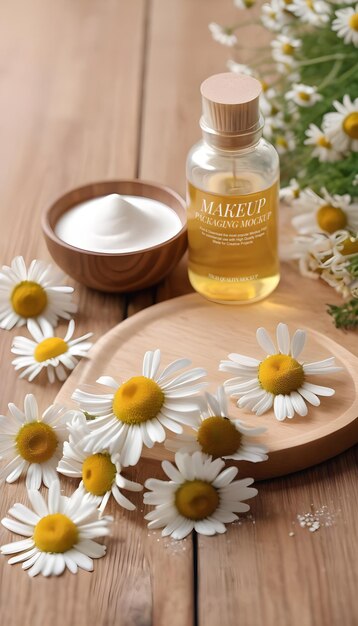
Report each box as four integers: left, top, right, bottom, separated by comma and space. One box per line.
57, 414, 142, 513
165, 386, 268, 463
0, 256, 77, 331
279, 178, 301, 203
271, 34, 301, 65
0, 482, 112, 577
332, 5, 358, 47
274, 130, 296, 154
0, 395, 69, 489
263, 113, 285, 140
72, 349, 207, 467
290, 230, 356, 278
11, 319, 93, 383
234, 0, 256, 7
304, 124, 343, 162
323, 95, 358, 152
209, 23, 237, 47
320, 266, 354, 299
285, 84, 322, 108
227, 60, 254, 76
291, 188, 358, 235
290, 0, 331, 26
261, 0, 292, 31
144, 451, 258, 540
220, 323, 342, 421
260, 83, 278, 117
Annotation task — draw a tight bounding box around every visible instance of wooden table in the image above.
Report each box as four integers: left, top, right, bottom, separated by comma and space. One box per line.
0, 2, 357, 625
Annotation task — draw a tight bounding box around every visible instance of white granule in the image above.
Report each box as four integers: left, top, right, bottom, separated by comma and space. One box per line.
295, 505, 337, 533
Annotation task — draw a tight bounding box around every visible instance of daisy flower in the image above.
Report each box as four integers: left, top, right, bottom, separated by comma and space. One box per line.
271, 34, 301, 65
320, 266, 355, 299
279, 178, 301, 204
290, 0, 331, 26
332, 5, 358, 48
304, 124, 343, 162
57, 414, 142, 513
0, 256, 77, 331
263, 113, 285, 140
260, 83, 278, 117
274, 130, 296, 154
285, 84, 322, 108
72, 349, 207, 467
234, 0, 256, 7
1, 482, 112, 577
0, 394, 70, 489
220, 322, 342, 421
323, 95, 358, 153
291, 187, 358, 235
209, 23, 237, 47
290, 230, 356, 278
227, 60, 254, 76
144, 451, 258, 540
165, 386, 268, 463
261, 0, 292, 31
11, 319, 93, 383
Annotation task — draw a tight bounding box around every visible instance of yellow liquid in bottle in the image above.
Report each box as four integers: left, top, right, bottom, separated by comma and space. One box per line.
187, 174, 280, 304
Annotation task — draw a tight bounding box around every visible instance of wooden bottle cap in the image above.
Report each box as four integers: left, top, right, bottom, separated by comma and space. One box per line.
200, 72, 262, 133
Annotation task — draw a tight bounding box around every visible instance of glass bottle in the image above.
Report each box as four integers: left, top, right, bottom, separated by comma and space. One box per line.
186, 73, 280, 304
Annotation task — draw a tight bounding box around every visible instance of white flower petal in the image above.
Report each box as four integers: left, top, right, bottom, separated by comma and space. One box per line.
301, 382, 335, 396
273, 394, 287, 421
256, 327, 276, 355
290, 391, 308, 416
290, 329, 306, 358
276, 323, 290, 355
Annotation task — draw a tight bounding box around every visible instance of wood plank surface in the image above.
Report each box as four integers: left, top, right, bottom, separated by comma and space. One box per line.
0, 1, 357, 626
0, 2, 193, 626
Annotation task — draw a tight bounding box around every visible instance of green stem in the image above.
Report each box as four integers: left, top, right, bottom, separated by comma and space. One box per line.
232, 19, 260, 30
298, 53, 356, 67
317, 59, 342, 90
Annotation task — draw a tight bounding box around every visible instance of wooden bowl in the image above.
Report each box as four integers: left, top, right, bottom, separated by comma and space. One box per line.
42, 180, 188, 293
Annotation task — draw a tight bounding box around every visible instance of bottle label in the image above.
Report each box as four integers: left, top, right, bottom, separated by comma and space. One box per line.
187, 181, 279, 281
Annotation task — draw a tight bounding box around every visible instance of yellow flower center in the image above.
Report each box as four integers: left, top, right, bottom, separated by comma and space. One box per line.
316, 205, 347, 233
34, 337, 68, 362
348, 13, 358, 31
258, 354, 304, 395
261, 80, 269, 93
11, 281, 47, 318
82, 453, 116, 496
282, 43, 294, 55
33, 514, 78, 553
197, 416, 242, 458
16, 422, 58, 463
317, 136, 331, 149
112, 376, 164, 425
343, 112, 358, 139
306, 0, 314, 10
340, 236, 358, 256
276, 136, 288, 148
298, 91, 311, 102
175, 480, 219, 521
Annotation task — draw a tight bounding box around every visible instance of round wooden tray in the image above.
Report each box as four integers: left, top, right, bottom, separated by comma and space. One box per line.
55, 294, 358, 479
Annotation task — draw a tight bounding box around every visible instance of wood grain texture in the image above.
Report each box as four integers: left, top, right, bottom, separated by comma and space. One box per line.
55, 286, 358, 478
0, 2, 193, 626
